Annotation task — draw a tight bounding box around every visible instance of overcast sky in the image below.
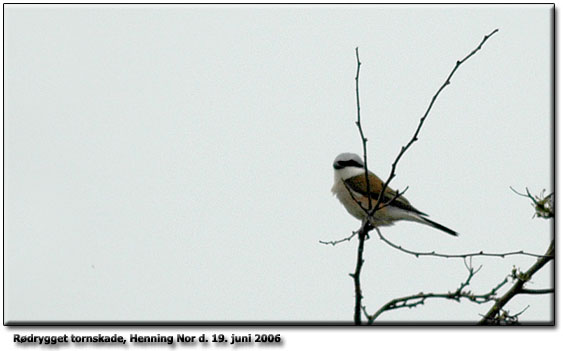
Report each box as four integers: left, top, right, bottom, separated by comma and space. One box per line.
4, 4, 553, 323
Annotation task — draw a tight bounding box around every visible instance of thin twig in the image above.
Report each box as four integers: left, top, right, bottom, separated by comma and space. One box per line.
510, 186, 554, 219
509, 186, 531, 198
319, 231, 357, 246
354, 47, 372, 213
512, 305, 531, 318
376, 186, 410, 212
375, 227, 550, 259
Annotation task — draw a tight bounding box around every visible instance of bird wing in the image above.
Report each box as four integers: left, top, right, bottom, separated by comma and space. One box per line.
343, 172, 427, 215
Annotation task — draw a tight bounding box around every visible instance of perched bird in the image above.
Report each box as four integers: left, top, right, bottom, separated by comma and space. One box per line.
332, 152, 458, 236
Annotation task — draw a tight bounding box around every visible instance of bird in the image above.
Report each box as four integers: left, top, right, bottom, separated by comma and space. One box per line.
332, 152, 458, 236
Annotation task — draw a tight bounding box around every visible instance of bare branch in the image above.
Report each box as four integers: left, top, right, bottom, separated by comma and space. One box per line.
519, 288, 554, 295
477, 240, 554, 325
350, 223, 370, 325
365, 259, 510, 324
375, 227, 550, 259
351, 47, 369, 325
347, 29, 499, 325
366, 28, 499, 221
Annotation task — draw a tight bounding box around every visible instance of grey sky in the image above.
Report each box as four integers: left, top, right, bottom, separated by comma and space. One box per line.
4, 4, 552, 323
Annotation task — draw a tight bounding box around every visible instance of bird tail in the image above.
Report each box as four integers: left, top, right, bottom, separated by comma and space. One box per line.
418, 216, 458, 236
